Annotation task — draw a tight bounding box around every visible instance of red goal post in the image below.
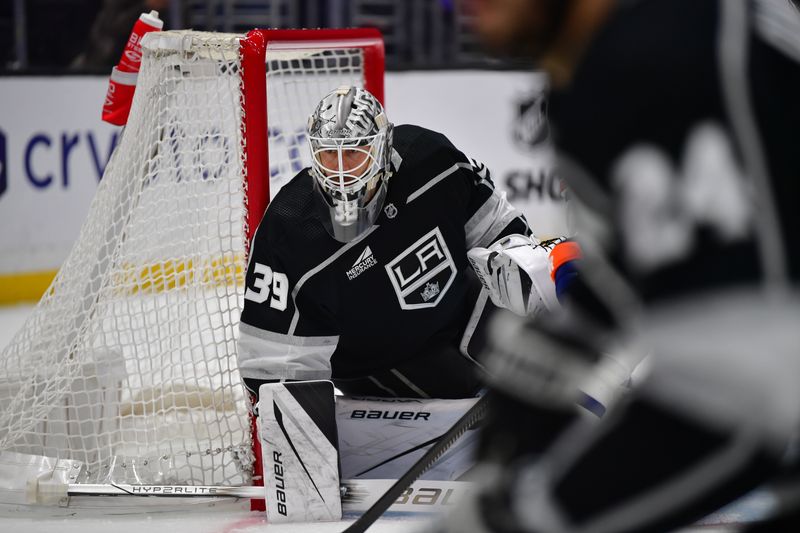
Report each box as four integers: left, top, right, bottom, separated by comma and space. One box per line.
240, 27, 385, 511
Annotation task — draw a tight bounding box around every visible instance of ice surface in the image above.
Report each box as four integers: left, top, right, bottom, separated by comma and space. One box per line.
0, 305, 755, 531
0, 304, 425, 531
0, 507, 428, 533
0, 304, 34, 349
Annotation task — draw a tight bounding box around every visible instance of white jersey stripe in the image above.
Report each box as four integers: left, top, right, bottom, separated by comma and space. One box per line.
754, 0, 800, 63
240, 323, 338, 346
390, 369, 431, 398
465, 189, 522, 248
459, 288, 490, 372
720, 0, 788, 288
407, 162, 472, 203
238, 324, 338, 381
368, 376, 398, 396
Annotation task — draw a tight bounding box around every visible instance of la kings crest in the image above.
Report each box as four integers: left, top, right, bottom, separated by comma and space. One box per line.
385, 227, 456, 310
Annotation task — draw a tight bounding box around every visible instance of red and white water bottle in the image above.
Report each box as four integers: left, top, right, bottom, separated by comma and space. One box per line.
117, 10, 164, 73
101, 10, 163, 126
102, 67, 138, 126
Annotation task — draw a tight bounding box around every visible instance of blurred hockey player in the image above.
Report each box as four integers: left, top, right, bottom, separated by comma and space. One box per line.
428, 0, 800, 531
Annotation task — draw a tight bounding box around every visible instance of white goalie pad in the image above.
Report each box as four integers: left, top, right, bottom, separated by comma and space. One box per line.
336, 396, 480, 481
258, 381, 341, 523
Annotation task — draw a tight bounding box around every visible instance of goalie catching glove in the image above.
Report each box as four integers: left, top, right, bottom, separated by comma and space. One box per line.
468, 235, 568, 317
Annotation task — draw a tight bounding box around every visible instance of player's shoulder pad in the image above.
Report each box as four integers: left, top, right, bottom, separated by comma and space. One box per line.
392, 125, 470, 198
392, 124, 465, 171
258, 169, 316, 244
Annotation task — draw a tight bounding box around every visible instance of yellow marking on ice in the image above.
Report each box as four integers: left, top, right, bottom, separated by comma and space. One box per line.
0, 269, 57, 304
114, 253, 246, 295
0, 254, 246, 304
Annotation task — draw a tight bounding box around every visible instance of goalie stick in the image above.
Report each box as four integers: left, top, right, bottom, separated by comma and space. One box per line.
342, 394, 489, 533
27, 395, 487, 523
30, 479, 472, 510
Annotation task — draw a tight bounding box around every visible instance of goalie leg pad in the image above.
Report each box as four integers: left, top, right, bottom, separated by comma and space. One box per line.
258, 380, 342, 523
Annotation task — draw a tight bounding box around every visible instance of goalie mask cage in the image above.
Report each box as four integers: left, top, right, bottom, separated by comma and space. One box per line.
0, 28, 384, 494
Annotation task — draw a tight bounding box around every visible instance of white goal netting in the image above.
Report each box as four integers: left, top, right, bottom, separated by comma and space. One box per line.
265, 46, 366, 194
0, 29, 373, 489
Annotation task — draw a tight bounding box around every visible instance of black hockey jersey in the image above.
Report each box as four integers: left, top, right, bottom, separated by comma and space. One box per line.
238, 125, 529, 387
550, 0, 800, 307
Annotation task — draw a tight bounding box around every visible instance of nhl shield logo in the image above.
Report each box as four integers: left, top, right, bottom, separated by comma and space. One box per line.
0, 129, 6, 198
513, 89, 550, 152
385, 227, 456, 310
384, 203, 398, 219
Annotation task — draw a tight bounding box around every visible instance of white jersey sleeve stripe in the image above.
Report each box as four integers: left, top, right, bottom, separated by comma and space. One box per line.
238, 323, 338, 381
407, 162, 471, 203
465, 188, 523, 248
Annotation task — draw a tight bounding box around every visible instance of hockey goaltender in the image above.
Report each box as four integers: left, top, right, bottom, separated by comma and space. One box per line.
235, 85, 587, 522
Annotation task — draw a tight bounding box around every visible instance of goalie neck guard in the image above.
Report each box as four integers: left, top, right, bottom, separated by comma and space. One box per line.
308, 86, 394, 243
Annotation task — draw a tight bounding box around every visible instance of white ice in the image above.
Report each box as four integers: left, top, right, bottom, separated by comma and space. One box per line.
0, 304, 752, 532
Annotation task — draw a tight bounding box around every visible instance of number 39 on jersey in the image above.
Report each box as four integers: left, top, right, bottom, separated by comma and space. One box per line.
245, 263, 289, 311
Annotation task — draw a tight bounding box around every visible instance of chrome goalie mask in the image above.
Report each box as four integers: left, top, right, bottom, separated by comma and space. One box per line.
308, 86, 394, 242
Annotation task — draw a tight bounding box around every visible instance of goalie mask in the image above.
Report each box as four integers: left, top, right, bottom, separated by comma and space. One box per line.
308, 86, 394, 243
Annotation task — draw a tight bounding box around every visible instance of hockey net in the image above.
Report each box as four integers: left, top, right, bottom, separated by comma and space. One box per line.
0, 28, 384, 491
